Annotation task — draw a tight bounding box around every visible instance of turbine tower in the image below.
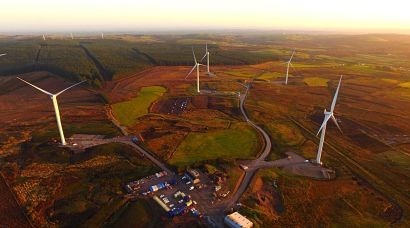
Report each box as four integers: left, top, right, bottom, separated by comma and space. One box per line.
200, 43, 213, 76
316, 75, 343, 164
101, 33, 104, 39
43, 34, 46, 41
17, 77, 86, 146
185, 47, 204, 93
70, 33, 74, 40
285, 49, 296, 85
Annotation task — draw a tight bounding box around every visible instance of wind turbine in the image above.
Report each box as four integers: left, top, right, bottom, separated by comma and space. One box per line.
101, 33, 104, 39
200, 43, 213, 76
17, 77, 86, 146
315, 75, 343, 164
185, 47, 204, 93
285, 49, 296, 85
70, 33, 74, 40
43, 34, 46, 41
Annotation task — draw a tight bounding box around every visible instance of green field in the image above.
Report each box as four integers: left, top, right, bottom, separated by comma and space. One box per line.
266, 121, 305, 150
381, 78, 400, 84
224, 69, 254, 78
399, 82, 410, 88
257, 72, 283, 80
303, 77, 329, 87
169, 123, 259, 167
112, 86, 166, 126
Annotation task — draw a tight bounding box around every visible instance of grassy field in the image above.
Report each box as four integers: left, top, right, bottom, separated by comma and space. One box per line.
266, 121, 305, 152
381, 78, 400, 84
257, 72, 283, 81
303, 77, 329, 87
399, 82, 410, 88
112, 86, 166, 126
169, 123, 259, 167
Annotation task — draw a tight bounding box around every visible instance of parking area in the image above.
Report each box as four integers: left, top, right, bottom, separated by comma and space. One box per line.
124, 168, 221, 219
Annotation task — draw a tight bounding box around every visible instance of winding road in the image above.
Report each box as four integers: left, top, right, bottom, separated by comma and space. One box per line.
226, 83, 272, 208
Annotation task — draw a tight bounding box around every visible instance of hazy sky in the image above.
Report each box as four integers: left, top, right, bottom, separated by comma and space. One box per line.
1, 0, 409, 33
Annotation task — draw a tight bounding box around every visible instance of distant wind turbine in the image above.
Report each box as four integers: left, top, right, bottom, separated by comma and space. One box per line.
17, 77, 86, 146
315, 75, 343, 164
43, 34, 46, 41
70, 33, 74, 40
185, 47, 204, 93
200, 43, 214, 76
101, 33, 104, 39
285, 49, 296, 85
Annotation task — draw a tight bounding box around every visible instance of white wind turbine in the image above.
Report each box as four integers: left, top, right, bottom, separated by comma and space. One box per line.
101, 33, 104, 39
70, 33, 74, 40
43, 34, 46, 41
285, 49, 296, 85
315, 75, 343, 164
185, 47, 204, 93
17, 77, 86, 146
200, 43, 214, 76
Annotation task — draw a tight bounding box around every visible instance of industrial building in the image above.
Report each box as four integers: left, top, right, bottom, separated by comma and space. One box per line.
224, 212, 253, 228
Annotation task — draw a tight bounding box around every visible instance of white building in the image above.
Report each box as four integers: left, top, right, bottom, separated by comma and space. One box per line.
224, 212, 253, 228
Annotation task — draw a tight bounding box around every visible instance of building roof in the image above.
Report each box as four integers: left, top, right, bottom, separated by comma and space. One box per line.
225, 212, 253, 228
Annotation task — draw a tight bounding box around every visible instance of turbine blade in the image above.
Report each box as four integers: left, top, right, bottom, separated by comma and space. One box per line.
200, 53, 207, 62
185, 65, 196, 79
17, 77, 53, 96
330, 75, 343, 112
192, 47, 197, 64
0, 53, 7, 57
55, 80, 86, 96
290, 62, 297, 74
288, 49, 296, 62
316, 114, 331, 136
331, 115, 343, 133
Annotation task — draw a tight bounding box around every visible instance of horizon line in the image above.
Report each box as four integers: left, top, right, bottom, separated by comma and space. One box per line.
2, 28, 410, 36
